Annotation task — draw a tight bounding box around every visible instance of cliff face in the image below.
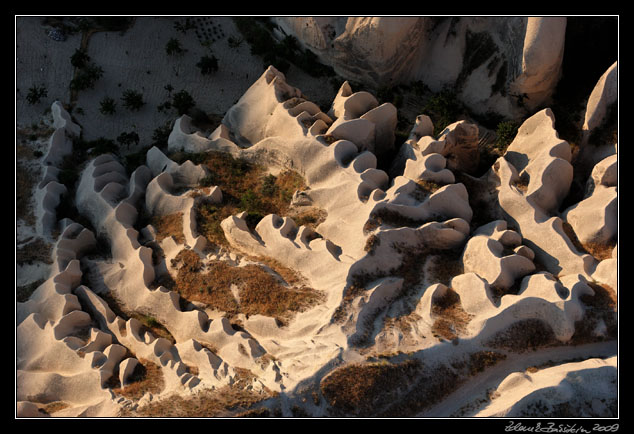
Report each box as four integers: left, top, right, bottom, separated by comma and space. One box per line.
274, 17, 568, 119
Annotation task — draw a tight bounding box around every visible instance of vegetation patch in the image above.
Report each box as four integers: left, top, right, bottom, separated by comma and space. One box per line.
123, 369, 276, 417
570, 281, 617, 344
363, 234, 380, 255
39, 401, 70, 415
189, 151, 307, 246
150, 212, 185, 244
99, 290, 175, 343
288, 207, 327, 230
321, 359, 464, 417
16, 238, 53, 265
134, 314, 176, 344
169, 249, 323, 326
112, 358, 165, 400
16, 161, 38, 225
232, 17, 336, 78
582, 241, 616, 262
425, 249, 464, 287
431, 287, 473, 341
561, 221, 616, 262
467, 351, 507, 376
16, 279, 46, 303
423, 88, 464, 137
486, 319, 558, 352
320, 359, 424, 417
369, 207, 427, 229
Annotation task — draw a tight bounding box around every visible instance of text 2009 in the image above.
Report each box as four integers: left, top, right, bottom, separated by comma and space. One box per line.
593, 425, 619, 433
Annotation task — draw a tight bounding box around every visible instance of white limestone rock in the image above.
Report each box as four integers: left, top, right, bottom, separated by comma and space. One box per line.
462, 220, 535, 291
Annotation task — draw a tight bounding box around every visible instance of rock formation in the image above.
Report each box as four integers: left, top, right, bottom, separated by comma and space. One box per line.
274, 17, 569, 118
16, 60, 617, 418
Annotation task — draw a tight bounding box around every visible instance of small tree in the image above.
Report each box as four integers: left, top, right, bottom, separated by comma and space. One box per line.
165, 38, 186, 56
171, 89, 196, 115
117, 131, 140, 148
121, 90, 145, 111
26, 85, 48, 104
99, 96, 117, 115
70, 64, 104, 91
196, 55, 218, 75
151, 122, 173, 148
70, 48, 90, 68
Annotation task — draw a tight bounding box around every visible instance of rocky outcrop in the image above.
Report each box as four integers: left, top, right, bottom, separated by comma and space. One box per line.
16, 55, 617, 418
274, 17, 568, 118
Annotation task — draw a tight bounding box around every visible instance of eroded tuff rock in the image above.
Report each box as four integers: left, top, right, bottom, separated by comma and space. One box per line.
274, 17, 568, 118
16, 65, 617, 418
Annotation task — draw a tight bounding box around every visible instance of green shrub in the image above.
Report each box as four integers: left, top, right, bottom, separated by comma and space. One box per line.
70, 64, 104, 91
196, 55, 219, 75
239, 189, 262, 215
117, 131, 140, 148
165, 37, 186, 56
199, 175, 215, 187
26, 85, 47, 105
171, 90, 196, 116
99, 96, 117, 115
261, 174, 278, 197
121, 89, 145, 111
495, 120, 519, 152
70, 48, 90, 68
424, 88, 463, 137
152, 122, 173, 149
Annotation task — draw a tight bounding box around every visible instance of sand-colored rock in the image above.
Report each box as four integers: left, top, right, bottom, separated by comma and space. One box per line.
462, 220, 535, 291
16, 54, 617, 417
583, 61, 618, 136
508, 17, 567, 111
475, 356, 617, 417
277, 17, 570, 118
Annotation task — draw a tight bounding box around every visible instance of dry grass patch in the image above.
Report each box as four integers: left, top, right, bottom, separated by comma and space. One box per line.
16, 279, 46, 303
150, 212, 185, 244
486, 319, 558, 352
100, 290, 175, 343
39, 401, 70, 415
431, 287, 473, 341
383, 312, 422, 335
426, 249, 464, 287
192, 151, 308, 247
112, 358, 165, 400
570, 281, 617, 344
320, 359, 424, 417
467, 351, 507, 376
412, 179, 443, 201
16, 238, 53, 265
16, 161, 38, 226
16, 123, 55, 144
582, 240, 616, 261
124, 369, 277, 417
171, 249, 323, 326
561, 221, 616, 261
132, 314, 176, 344
363, 234, 380, 255
288, 207, 327, 230
370, 207, 426, 228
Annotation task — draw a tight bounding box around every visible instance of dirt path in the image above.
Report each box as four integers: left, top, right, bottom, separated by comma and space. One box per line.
417, 340, 618, 417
